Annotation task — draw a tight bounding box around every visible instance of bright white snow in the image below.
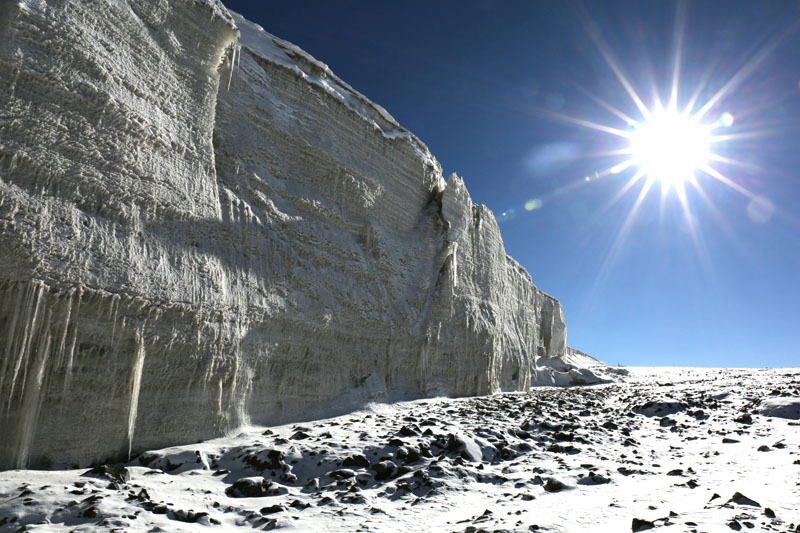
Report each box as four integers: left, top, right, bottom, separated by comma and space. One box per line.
1, 367, 798, 532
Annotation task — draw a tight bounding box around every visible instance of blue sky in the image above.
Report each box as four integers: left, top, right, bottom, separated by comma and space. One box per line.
223, 1, 800, 367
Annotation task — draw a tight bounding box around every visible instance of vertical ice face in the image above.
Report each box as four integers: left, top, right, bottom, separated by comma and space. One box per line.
0, 1, 582, 470
442, 174, 472, 244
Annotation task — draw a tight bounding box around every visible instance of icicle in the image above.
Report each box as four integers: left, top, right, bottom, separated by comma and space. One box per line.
109, 293, 120, 347
226, 44, 237, 91
15, 308, 52, 469
8, 281, 44, 407
54, 288, 74, 369
62, 285, 82, 395
0, 283, 25, 402
451, 242, 458, 288
126, 327, 147, 461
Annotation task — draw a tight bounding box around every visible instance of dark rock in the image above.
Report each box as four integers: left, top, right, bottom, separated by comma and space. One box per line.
757, 445, 770, 452
291, 431, 311, 440
631, 518, 655, 531
577, 472, 610, 485
444, 434, 463, 453
635, 401, 687, 417
728, 492, 761, 507
226, 477, 273, 498
290, 499, 311, 510
543, 478, 564, 492
764, 507, 776, 518
398, 425, 418, 437
137, 453, 156, 467
172, 509, 207, 523
82, 464, 130, 484
243, 449, 284, 471
372, 461, 398, 481
659, 417, 677, 427
342, 454, 370, 468
403, 448, 422, 464
330, 469, 356, 479
667, 469, 683, 476
734, 413, 753, 424
546, 444, 579, 454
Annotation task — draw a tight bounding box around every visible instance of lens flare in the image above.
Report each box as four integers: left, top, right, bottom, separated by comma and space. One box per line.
525, 199, 543, 211
746, 196, 775, 224
628, 110, 711, 187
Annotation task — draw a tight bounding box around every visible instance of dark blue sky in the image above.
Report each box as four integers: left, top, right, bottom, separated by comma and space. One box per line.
223, 0, 800, 367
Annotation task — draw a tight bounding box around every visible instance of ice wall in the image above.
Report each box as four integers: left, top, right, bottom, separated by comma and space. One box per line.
0, 1, 572, 470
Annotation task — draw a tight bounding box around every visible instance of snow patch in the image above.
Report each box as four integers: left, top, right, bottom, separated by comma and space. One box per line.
759, 397, 800, 420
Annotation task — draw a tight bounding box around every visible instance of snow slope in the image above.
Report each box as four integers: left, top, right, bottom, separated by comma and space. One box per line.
0, 367, 798, 531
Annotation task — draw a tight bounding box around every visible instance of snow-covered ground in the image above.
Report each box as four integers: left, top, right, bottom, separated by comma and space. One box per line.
1, 367, 798, 532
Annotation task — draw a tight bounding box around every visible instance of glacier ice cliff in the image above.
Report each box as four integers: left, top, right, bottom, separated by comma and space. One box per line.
0, 0, 595, 470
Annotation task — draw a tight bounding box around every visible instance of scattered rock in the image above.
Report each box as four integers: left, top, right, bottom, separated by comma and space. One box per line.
172, 509, 208, 523
82, 464, 130, 484
226, 477, 276, 498
577, 472, 610, 485
397, 425, 418, 437
342, 454, 370, 468
543, 478, 565, 492
727, 492, 761, 507
372, 461, 398, 481
631, 517, 655, 531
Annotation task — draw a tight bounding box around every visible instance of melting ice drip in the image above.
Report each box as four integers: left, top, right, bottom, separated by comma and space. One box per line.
0, 281, 83, 468
126, 328, 146, 461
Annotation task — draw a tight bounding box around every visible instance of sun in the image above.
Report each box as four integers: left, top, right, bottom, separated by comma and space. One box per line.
628, 108, 711, 188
